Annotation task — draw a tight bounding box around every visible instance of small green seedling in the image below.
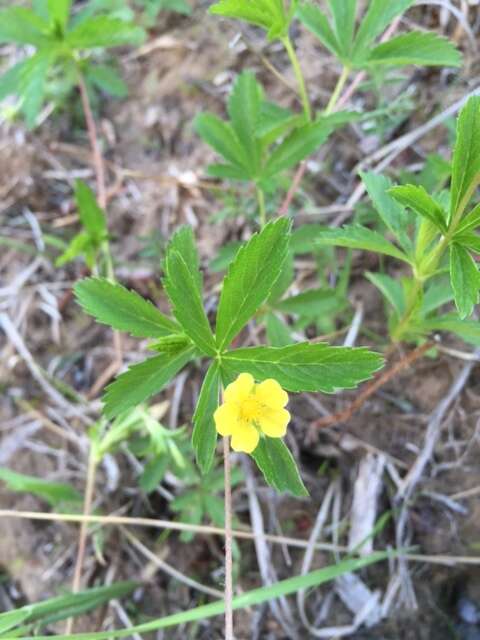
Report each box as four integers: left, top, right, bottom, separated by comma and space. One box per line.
315, 96, 480, 346
0, 0, 145, 126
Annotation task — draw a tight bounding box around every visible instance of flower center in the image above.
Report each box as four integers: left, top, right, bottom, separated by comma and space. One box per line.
240, 397, 262, 422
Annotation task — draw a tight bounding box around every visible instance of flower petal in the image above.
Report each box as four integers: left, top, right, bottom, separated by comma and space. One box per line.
214, 402, 239, 436
259, 408, 291, 438
224, 372, 255, 404
230, 422, 260, 454
255, 378, 289, 409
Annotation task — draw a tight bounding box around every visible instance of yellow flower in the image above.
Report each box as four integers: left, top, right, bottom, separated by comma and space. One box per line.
214, 373, 290, 454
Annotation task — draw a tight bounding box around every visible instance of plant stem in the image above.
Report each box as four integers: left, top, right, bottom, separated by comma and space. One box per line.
282, 36, 312, 122
65, 447, 98, 635
325, 66, 350, 116
77, 72, 107, 209
223, 436, 234, 640
256, 186, 267, 227
77, 70, 115, 281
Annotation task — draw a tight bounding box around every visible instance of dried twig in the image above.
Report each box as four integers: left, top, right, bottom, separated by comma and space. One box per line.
313, 342, 433, 429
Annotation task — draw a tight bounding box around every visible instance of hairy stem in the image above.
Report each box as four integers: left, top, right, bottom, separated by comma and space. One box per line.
65, 447, 98, 635
325, 66, 350, 116
223, 437, 234, 640
282, 35, 312, 122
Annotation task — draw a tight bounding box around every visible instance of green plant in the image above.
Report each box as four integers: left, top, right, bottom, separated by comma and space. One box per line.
0, 0, 145, 126
314, 97, 480, 346
74, 220, 382, 492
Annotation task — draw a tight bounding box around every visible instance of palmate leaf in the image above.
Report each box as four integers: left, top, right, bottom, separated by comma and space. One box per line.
192, 361, 221, 474
18, 50, 55, 128
262, 120, 332, 178
328, 0, 357, 58
227, 71, 263, 175
163, 227, 217, 355
366, 272, 405, 317
74, 278, 179, 338
368, 32, 461, 68
296, 3, 341, 58
195, 113, 250, 175
103, 346, 196, 418
274, 288, 341, 317
221, 343, 383, 392
0, 7, 50, 46
450, 96, 480, 218
209, 0, 288, 40
456, 204, 480, 235
360, 171, 411, 252
47, 0, 71, 28
86, 63, 128, 97
215, 218, 291, 351
449, 243, 480, 318
422, 315, 480, 346
389, 184, 447, 232
351, 0, 415, 60
66, 16, 145, 49
252, 438, 308, 497
315, 225, 411, 262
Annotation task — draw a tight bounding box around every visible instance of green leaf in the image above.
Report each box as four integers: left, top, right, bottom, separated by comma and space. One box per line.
0, 59, 28, 101
389, 184, 447, 232
252, 437, 308, 497
227, 71, 263, 175
0, 468, 81, 507
450, 97, 480, 218
215, 218, 291, 351
66, 16, 145, 49
48, 0, 71, 28
366, 272, 405, 316
422, 278, 454, 315
265, 312, 293, 346
207, 163, 250, 181
75, 180, 107, 239
352, 0, 415, 60
262, 120, 332, 178
221, 343, 383, 392
368, 32, 461, 68
328, 0, 357, 58
256, 101, 303, 144
315, 224, 410, 262
422, 315, 480, 346
86, 63, 128, 97
454, 233, 480, 254
209, 241, 244, 272
0, 609, 32, 635
209, 0, 288, 40
360, 171, 411, 252
74, 277, 179, 338
450, 243, 480, 318
192, 361, 220, 474
56, 231, 93, 268
456, 204, 480, 235
0, 582, 137, 636
163, 227, 216, 355
15, 553, 391, 639
275, 288, 341, 317
103, 347, 195, 418
19, 50, 55, 128
0, 7, 50, 46
290, 223, 328, 254
296, 3, 341, 58
195, 113, 249, 173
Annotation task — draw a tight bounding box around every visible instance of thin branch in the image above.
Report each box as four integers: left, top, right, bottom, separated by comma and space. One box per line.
313, 342, 434, 429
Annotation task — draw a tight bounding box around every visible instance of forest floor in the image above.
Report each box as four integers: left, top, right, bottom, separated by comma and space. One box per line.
2, 2, 480, 639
